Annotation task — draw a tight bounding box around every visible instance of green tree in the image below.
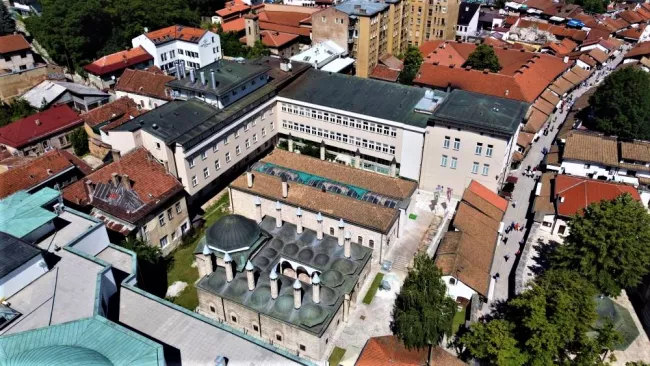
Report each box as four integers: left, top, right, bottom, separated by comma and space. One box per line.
0, 99, 36, 127
247, 40, 270, 58
120, 238, 169, 297
459, 319, 528, 366
398, 45, 424, 85
552, 193, 650, 296
220, 31, 248, 57
0, 3, 15, 36
463, 44, 502, 72
627, 362, 650, 366
69, 127, 89, 156
390, 254, 457, 365
459, 270, 621, 366
588, 68, 650, 139
572, 0, 607, 14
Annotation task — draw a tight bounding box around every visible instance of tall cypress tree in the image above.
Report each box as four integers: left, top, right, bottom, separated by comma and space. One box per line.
0, 4, 15, 36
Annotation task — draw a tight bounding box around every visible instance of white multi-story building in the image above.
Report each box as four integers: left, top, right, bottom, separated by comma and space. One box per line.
132, 25, 221, 74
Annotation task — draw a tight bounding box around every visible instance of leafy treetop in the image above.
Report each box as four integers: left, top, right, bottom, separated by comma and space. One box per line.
398, 46, 424, 85
0, 3, 15, 36
463, 44, 502, 73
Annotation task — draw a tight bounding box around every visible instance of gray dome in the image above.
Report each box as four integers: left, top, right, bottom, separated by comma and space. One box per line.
320, 269, 344, 287
206, 215, 262, 252
331, 258, 357, 275
6, 346, 112, 366
299, 304, 327, 327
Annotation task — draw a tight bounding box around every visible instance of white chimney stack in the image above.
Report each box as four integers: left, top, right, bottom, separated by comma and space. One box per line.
224, 252, 234, 282
270, 269, 279, 299
281, 176, 288, 198
293, 279, 302, 309
316, 212, 323, 240
253, 196, 262, 222
344, 231, 351, 258
247, 168, 254, 187
246, 260, 255, 291
312, 273, 321, 304
296, 207, 303, 234
338, 219, 345, 246
275, 201, 282, 228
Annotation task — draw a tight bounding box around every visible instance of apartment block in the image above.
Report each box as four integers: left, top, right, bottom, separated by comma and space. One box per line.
312, 0, 409, 78
408, 0, 460, 46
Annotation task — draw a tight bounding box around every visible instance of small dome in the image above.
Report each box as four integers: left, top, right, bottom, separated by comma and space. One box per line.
297, 248, 314, 262
273, 295, 294, 313
206, 215, 262, 252
320, 286, 338, 306
270, 238, 285, 250
250, 285, 272, 308
314, 253, 330, 266
6, 346, 112, 366
225, 277, 249, 297
331, 258, 357, 275
255, 256, 270, 267
320, 269, 344, 287
283, 243, 300, 256
299, 304, 327, 327
262, 247, 278, 258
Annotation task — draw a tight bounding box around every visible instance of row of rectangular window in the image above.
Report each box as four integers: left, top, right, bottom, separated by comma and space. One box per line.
440, 155, 490, 175
283, 120, 396, 155
443, 136, 493, 157
188, 118, 273, 168
158, 222, 189, 248
281, 103, 398, 138
158, 202, 183, 227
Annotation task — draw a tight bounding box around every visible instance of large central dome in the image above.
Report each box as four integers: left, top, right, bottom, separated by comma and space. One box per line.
206, 214, 262, 252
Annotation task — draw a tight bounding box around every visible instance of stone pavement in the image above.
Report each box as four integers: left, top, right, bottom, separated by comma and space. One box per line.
486, 48, 629, 311
321, 191, 446, 361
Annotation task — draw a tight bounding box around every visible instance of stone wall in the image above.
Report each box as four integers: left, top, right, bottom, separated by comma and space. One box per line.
0, 64, 62, 101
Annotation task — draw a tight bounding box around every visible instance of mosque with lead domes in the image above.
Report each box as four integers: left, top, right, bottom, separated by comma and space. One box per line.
194, 213, 372, 360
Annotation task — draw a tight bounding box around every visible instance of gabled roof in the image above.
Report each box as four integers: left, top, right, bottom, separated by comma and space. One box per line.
115, 68, 174, 101
221, 17, 246, 33
22, 80, 109, 109
0, 150, 92, 199
357, 336, 465, 366
625, 41, 650, 59
215, 1, 251, 17
458, 2, 481, 26
563, 131, 619, 166
0, 105, 82, 149
0, 34, 31, 54
464, 180, 508, 218
81, 97, 139, 128
144, 25, 207, 45
619, 9, 644, 24
369, 64, 401, 82
82, 47, 153, 76
258, 30, 299, 48
62, 148, 183, 224
555, 175, 640, 217
618, 24, 646, 40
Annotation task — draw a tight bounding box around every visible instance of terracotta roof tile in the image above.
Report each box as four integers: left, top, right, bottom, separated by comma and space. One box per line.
369, 64, 401, 82
465, 180, 508, 217
518, 131, 535, 148
221, 17, 246, 33
588, 48, 609, 63
81, 97, 138, 128
216, 2, 251, 17
259, 30, 299, 48
0, 150, 92, 199
619, 10, 644, 24
0, 105, 82, 149
62, 148, 183, 223
563, 131, 619, 166
533, 172, 556, 215
555, 174, 640, 217
625, 41, 650, 59
621, 140, 650, 162
100, 107, 144, 133
618, 24, 645, 41
549, 76, 574, 95
533, 97, 555, 115
357, 336, 465, 366
145, 25, 207, 44
115, 68, 174, 101
523, 108, 548, 133
541, 89, 560, 106
82, 47, 153, 76
258, 21, 311, 37
0, 34, 30, 54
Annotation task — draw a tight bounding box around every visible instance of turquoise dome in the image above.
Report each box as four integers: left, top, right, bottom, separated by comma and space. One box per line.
2, 345, 112, 366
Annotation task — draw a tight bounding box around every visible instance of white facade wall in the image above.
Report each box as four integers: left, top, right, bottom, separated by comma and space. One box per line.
0, 255, 46, 299
115, 90, 169, 110
456, 7, 481, 41
579, 44, 610, 54
0, 52, 35, 73
132, 31, 221, 73
69, 221, 111, 256
276, 98, 425, 180
230, 188, 396, 262
419, 124, 514, 196
560, 160, 640, 186
441, 275, 476, 301
107, 130, 141, 154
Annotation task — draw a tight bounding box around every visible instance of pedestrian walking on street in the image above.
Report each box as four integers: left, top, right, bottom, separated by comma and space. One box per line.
503, 237, 508, 244
504, 255, 510, 262
512, 200, 517, 208
516, 250, 521, 256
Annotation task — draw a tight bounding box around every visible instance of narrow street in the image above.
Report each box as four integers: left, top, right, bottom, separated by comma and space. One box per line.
486, 47, 630, 309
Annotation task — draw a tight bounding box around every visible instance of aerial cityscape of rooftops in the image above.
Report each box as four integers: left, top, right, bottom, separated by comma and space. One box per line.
3, 0, 650, 364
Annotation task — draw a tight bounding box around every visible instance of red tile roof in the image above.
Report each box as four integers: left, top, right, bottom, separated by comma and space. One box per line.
81, 97, 138, 128
100, 108, 145, 133
0, 105, 82, 149
619, 10, 644, 25
467, 180, 508, 212
259, 21, 311, 37
145, 25, 207, 44
0, 150, 92, 199
554, 175, 640, 217
357, 336, 465, 366
0, 34, 31, 54
221, 17, 246, 33
115, 68, 174, 101
369, 64, 401, 82
216, 2, 251, 17
516, 19, 587, 42
259, 30, 299, 48
62, 148, 183, 223
602, 17, 630, 32
83, 47, 153, 76
625, 41, 650, 59
618, 25, 646, 41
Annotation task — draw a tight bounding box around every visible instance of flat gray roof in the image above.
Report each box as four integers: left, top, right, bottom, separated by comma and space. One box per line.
336, 0, 396, 16
431, 89, 528, 137
279, 69, 430, 128
0, 232, 41, 279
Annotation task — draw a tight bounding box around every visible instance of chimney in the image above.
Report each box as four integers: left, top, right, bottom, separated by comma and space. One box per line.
312, 273, 321, 304
296, 207, 303, 234
253, 196, 262, 222
111, 149, 121, 162
190, 68, 196, 83
200, 71, 206, 86
563, 56, 569, 63
293, 279, 302, 309
122, 174, 132, 190
85, 180, 94, 202
483, 68, 489, 74
111, 172, 120, 186
247, 167, 254, 188
210, 69, 216, 89
505, 89, 510, 96
344, 231, 351, 258
35, 119, 41, 126
316, 212, 323, 240
275, 201, 282, 228
281, 176, 288, 198
224, 253, 234, 282
338, 219, 345, 246
270, 269, 279, 299
246, 260, 255, 291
